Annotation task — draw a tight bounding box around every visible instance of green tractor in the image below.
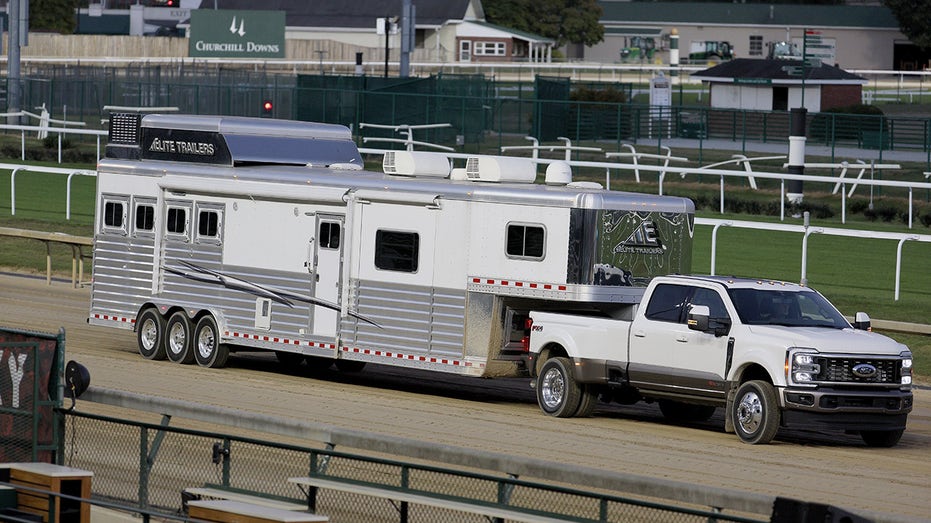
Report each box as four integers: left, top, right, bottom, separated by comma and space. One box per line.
620, 36, 657, 63
688, 40, 734, 63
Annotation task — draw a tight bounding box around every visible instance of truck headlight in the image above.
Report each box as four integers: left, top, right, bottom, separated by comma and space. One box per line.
901, 354, 913, 386
789, 350, 820, 386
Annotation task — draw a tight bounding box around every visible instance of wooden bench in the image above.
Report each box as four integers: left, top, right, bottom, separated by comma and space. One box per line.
187, 500, 329, 523
184, 486, 307, 512
288, 476, 570, 523
5, 462, 92, 523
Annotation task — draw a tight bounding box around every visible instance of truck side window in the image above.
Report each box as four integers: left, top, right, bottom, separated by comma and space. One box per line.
644, 284, 690, 323
690, 288, 729, 321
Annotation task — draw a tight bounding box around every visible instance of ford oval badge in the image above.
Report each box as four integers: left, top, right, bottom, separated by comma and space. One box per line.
852, 363, 878, 379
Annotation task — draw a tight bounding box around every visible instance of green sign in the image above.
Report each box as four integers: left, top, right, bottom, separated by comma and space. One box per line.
734, 78, 771, 85
189, 9, 285, 59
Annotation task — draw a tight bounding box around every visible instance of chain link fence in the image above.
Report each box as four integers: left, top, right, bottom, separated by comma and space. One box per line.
61, 409, 765, 522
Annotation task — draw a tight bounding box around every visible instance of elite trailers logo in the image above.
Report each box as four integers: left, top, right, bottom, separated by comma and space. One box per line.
613, 219, 665, 255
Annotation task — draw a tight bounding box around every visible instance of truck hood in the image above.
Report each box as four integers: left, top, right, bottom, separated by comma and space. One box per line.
744, 325, 907, 355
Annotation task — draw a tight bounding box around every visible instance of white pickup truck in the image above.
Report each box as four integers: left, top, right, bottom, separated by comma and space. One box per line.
527, 275, 914, 446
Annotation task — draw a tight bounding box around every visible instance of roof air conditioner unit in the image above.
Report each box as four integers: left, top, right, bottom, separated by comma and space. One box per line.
464, 156, 536, 183
544, 161, 572, 185
383, 151, 451, 178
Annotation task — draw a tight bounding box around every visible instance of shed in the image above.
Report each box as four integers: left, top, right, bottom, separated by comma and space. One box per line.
690, 58, 866, 113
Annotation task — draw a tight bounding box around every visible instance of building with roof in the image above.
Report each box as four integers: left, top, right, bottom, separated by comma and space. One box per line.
691, 58, 866, 112
586, 1, 921, 71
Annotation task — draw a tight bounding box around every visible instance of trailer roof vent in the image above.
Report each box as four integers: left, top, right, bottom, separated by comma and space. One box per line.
108, 113, 141, 145
464, 156, 536, 183
383, 151, 451, 178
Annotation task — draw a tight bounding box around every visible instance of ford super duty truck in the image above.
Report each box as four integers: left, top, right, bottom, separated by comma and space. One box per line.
527, 275, 914, 446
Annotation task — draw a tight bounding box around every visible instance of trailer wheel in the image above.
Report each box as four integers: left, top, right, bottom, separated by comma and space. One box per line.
536, 357, 582, 418
193, 315, 228, 368
860, 429, 904, 448
732, 380, 780, 444
136, 308, 167, 361
165, 311, 195, 364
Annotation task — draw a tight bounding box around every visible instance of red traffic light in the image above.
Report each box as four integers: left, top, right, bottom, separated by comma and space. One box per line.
261, 100, 273, 117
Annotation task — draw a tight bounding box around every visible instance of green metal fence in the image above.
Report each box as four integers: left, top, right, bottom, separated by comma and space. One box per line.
5, 66, 931, 167
59, 409, 766, 523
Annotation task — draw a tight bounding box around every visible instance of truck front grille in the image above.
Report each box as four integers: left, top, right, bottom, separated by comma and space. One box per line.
815, 357, 899, 384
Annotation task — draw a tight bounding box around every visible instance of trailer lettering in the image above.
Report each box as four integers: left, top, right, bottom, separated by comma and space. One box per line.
0, 349, 28, 408
148, 138, 215, 156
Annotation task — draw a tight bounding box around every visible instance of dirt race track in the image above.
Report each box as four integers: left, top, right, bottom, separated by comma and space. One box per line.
1, 273, 929, 521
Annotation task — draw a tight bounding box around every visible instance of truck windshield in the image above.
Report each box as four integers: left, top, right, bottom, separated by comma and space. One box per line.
728, 288, 850, 328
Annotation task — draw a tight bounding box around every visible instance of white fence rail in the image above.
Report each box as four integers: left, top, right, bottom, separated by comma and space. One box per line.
4, 163, 98, 220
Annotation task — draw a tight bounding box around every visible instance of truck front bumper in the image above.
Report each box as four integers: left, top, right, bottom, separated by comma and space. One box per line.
780, 387, 912, 431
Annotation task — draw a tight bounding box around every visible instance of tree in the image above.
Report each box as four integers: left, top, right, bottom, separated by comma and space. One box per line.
883, 0, 931, 50
484, 0, 605, 48
30, 0, 78, 34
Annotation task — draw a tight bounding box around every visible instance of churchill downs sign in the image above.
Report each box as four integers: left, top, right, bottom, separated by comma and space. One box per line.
189, 9, 286, 59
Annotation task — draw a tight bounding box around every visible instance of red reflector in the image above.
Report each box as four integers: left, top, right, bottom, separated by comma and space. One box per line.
520, 336, 530, 352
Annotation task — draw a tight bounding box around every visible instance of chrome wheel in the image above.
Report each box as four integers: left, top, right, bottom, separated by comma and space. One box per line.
736, 391, 763, 434
540, 367, 566, 410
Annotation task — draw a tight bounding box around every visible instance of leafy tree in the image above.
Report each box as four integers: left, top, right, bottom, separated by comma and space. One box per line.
30, 0, 77, 34
883, 0, 931, 50
484, 0, 604, 48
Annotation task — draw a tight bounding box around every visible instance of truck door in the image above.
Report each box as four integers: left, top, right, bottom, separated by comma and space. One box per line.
627, 283, 731, 400
309, 214, 344, 338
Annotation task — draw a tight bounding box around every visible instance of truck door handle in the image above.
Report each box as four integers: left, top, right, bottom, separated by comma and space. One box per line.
633, 330, 645, 338
676, 335, 688, 342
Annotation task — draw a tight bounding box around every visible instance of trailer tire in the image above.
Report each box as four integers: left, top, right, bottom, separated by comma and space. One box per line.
732, 380, 780, 444
166, 311, 195, 364
193, 315, 228, 368
860, 429, 904, 448
136, 308, 167, 361
536, 357, 582, 418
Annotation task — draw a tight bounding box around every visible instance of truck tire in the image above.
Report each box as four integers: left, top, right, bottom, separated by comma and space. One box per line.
536, 357, 582, 418
659, 400, 716, 423
574, 385, 598, 418
732, 380, 780, 444
136, 308, 167, 361
193, 315, 228, 368
860, 429, 904, 448
165, 311, 195, 364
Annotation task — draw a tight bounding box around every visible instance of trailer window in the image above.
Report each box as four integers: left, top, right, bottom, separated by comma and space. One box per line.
198, 210, 220, 237
374, 230, 419, 272
320, 222, 341, 249
506, 224, 545, 260
644, 284, 690, 323
166, 208, 187, 235
135, 204, 155, 232
103, 201, 125, 229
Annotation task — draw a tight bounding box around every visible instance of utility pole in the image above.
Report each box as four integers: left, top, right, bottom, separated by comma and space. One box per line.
7, 0, 24, 124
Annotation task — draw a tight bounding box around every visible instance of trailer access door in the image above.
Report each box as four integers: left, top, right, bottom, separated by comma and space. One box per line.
309, 214, 345, 338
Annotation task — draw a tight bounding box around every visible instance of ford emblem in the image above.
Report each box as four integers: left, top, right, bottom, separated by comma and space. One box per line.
852, 363, 878, 379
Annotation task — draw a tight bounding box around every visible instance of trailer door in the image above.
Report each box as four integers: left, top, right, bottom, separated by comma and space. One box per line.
310, 214, 345, 338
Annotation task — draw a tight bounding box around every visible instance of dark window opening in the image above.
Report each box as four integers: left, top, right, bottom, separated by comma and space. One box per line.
645, 284, 690, 323
103, 201, 124, 228
375, 230, 419, 272
506, 224, 545, 259
320, 222, 341, 249
135, 205, 154, 231
773, 86, 789, 111
166, 208, 187, 234
198, 210, 219, 237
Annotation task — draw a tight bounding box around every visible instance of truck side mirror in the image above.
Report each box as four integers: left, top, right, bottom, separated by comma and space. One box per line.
853, 312, 871, 331
687, 305, 710, 332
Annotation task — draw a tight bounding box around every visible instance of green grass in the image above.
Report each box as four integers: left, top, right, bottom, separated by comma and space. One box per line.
0, 157, 929, 382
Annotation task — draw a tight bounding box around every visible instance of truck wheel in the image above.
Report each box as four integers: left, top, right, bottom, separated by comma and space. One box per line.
165, 311, 195, 364
193, 315, 228, 368
860, 429, 904, 448
732, 380, 780, 444
574, 385, 598, 418
659, 400, 716, 423
536, 357, 582, 418
136, 308, 167, 361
